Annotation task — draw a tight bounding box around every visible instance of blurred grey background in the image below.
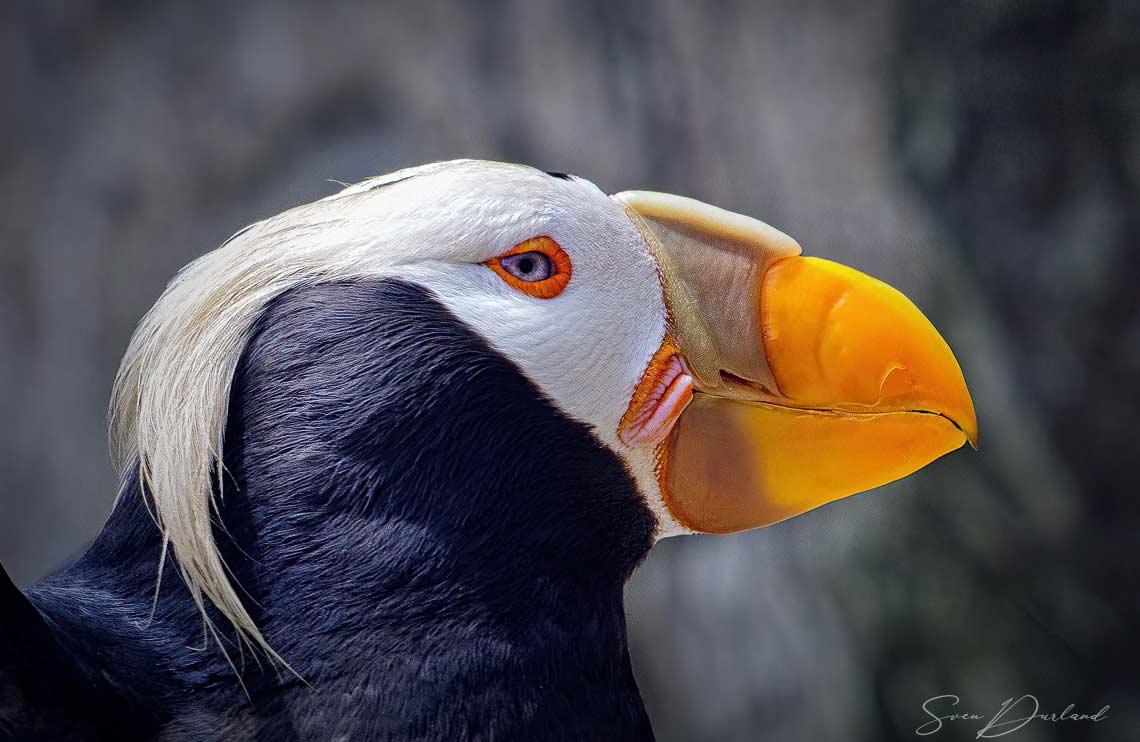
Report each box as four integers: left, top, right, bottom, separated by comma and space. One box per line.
2, 1, 1138, 740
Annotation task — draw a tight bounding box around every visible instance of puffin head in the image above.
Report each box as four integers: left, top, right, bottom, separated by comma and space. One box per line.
110, 159, 976, 653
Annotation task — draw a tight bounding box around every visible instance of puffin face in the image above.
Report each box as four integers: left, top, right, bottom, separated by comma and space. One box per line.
356, 161, 978, 537
367, 163, 669, 464
112, 160, 978, 646
372, 165, 675, 528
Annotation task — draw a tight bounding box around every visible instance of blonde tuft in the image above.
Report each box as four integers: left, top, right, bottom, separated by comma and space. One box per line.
108, 161, 482, 661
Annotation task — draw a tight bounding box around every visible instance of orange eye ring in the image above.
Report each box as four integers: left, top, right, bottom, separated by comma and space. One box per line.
485, 236, 572, 299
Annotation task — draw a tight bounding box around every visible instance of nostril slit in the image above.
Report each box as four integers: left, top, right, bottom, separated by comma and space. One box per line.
719, 370, 775, 397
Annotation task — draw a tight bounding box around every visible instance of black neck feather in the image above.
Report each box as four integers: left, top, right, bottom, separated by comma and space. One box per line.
28, 278, 657, 741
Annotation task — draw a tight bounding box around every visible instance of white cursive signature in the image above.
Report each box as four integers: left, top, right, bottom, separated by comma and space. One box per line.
916, 694, 1110, 738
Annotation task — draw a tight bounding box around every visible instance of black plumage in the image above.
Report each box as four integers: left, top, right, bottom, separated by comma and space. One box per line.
2, 278, 657, 740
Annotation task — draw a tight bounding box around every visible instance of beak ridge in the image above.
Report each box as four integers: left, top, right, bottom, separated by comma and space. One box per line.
613, 190, 800, 397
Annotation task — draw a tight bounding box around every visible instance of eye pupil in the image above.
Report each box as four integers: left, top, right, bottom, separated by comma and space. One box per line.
501, 251, 554, 282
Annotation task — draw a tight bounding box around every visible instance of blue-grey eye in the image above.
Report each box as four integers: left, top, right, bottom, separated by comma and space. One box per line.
499, 251, 554, 282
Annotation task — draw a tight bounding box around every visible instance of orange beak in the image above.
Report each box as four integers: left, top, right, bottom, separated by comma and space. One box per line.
614, 191, 977, 534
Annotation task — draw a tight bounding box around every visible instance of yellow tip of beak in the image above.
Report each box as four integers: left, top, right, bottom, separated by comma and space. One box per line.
761, 256, 978, 446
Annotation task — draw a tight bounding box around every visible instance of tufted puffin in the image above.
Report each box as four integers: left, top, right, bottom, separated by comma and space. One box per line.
0, 160, 977, 741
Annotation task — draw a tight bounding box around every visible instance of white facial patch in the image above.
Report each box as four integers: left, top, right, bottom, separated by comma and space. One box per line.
382, 166, 687, 537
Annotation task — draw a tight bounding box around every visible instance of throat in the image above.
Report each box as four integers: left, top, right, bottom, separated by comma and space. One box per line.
214, 500, 652, 738
226, 501, 641, 671
268, 528, 645, 728
274, 560, 651, 740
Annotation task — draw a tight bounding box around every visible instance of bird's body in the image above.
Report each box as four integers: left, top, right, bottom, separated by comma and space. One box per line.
1, 160, 976, 740
8, 279, 654, 740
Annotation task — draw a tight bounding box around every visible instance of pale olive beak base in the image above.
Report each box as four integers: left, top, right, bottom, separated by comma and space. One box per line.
614, 190, 978, 535
660, 396, 971, 533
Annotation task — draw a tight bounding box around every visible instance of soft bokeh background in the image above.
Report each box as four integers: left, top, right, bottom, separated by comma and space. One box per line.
2, 2, 1137, 740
